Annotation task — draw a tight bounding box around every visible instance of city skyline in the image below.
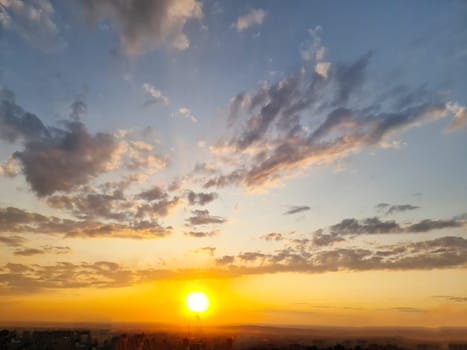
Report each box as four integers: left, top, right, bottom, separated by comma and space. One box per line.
0, 0, 466, 327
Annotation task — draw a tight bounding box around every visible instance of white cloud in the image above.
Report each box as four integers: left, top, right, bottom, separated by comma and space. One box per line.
142, 83, 169, 106
178, 107, 198, 123
300, 26, 332, 79
0, 155, 19, 177
446, 102, 467, 132
235, 8, 266, 32
315, 62, 331, 79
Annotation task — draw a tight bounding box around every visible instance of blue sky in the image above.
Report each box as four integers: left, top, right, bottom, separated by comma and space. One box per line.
0, 0, 466, 326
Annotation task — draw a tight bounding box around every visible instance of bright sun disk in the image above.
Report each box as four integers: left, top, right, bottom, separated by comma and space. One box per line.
186, 291, 209, 313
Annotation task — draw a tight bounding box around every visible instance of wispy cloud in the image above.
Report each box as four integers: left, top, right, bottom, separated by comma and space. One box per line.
80, 0, 202, 54
199, 46, 463, 192
142, 83, 169, 106
186, 209, 226, 226
235, 8, 266, 32
284, 205, 311, 215
376, 203, 420, 215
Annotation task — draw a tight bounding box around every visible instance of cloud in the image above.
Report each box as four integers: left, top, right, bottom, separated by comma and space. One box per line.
433, 295, 467, 303
215, 255, 234, 265
445, 102, 467, 131
200, 44, 463, 191
80, 0, 202, 54
0, 88, 122, 196
1, 236, 466, 293
125, 140, 168, 171
300, 27, 331, 78
70, 96, 87, 121
187, 191, 218, 206
137, 186, 166, 201
311, 231, 345, 246
376, 203, 420, 215
186, 209, 226, 226
184, 230, 218, 238
214, 236, 467, 274
14, 121, 120, 197
192, 246, 216, 256
328, 216, 464, 235
0, 206, 173, 239
284, 205, 310, 215
261, 233, 284, 241
235, 8, 266, 32
42, 245, 71, 255
142, 83, 169, 106
0, 155, 19, 177
405, 219, 464, 233
177, 107, 198, 123
315, 62, 331, 79
330, 217, 402, 235
45, 178, 181, 228
0, 260, 224, 293
0, 235, 26, 247
0, 0, 65, 52
13, 248, 44, 256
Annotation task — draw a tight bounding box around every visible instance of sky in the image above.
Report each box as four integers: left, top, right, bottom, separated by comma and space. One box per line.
0, 0, 466, 327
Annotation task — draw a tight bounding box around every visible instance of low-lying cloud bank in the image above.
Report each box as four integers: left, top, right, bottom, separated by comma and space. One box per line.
1, 235, 466, 294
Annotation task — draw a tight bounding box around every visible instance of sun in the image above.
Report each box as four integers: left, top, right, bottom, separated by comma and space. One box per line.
186, 291, 209, 313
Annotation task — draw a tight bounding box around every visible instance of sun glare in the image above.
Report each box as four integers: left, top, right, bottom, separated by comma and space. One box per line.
186, 291, 209, 313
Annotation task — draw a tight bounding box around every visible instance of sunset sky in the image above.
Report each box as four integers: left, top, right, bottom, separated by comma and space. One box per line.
0, 0, 466, 327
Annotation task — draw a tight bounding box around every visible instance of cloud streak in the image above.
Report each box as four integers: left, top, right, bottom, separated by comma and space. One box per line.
284, 205, 311, 215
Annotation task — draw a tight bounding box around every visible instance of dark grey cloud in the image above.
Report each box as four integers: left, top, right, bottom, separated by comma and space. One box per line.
311, 231, 345, 246
47, 191, 128, 221
184, 230, 218, 238
137, 186, 166, 201
15, 121, 119, 197
0, 206, 172, 239
0, 88, 121, 197
261, 233, 284, 241
215, 255, 235, 265
186, 209, 226, 226
187, 191, 218, 206
45, 176, 180, 225
238, 252, 267, 262
136, 197, 181, 218
405, 219, 463, 233
0, 88, 50, 143
376, 203, 420, 215
13, 248, 45, 256
284, 205, 310, 215
327, 216, 465, 236
80, 0, 202, 54
330, 217, 402, 235
0, 235, 26, 247
215, 236, 467, 275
